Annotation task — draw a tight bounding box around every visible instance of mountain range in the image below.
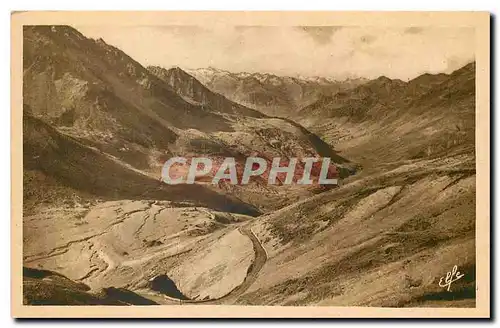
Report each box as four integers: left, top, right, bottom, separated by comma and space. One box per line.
23, 25, 349, 214
298, 62, 475, 165
185, 66, 367, 117
22, 25, 476, 307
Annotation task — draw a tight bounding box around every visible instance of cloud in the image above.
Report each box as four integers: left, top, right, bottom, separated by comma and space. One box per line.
359, 34, 377, 44
297, 26, 343, 45
404, 27, 424, 35
75, 25, 475, 80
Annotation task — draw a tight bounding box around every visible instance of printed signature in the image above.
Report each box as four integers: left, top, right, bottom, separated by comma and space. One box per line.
439, 265, 465, 291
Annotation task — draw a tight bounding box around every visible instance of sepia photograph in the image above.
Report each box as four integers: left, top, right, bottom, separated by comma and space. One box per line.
11, 11, 490, 318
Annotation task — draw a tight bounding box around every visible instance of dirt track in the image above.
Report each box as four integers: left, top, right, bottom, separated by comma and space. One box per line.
140, 223, 267, 305
209, 225, 268, 304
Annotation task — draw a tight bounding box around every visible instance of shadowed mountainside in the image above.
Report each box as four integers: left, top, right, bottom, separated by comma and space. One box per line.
148, 66, 265, 118
23, 267, 159, 305
23, 113, 261, 216
298, 63, 475, 167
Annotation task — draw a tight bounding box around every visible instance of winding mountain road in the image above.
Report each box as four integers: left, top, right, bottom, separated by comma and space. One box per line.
206, 225, 267, 304
140, 223, 267, 305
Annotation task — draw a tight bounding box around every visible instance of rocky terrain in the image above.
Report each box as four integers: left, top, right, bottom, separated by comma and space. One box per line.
22, 25, 475, 307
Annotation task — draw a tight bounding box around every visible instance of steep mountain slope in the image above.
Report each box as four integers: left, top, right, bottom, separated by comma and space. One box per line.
227, 63, 475, 307
24, 25, 233, 170
23, 113, 260, 215
238, 152, 475, 307
23, 26, 235, 134
23, 25, 349, 213
146, 65, 354, 209
298, 63, 475, 166
186, 67, 367, 117
148, 66, 264, 118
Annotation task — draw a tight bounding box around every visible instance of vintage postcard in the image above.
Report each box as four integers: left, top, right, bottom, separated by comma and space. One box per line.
11, 11, 490, 318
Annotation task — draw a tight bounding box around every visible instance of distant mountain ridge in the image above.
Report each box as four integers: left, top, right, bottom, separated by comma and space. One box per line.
299, 63, 474, 121
186, 66, 352, 85
297, 62, 475, 164
185, 67, 368, 117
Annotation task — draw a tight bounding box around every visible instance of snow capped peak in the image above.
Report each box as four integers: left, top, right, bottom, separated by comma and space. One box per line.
182, 67, 364, 87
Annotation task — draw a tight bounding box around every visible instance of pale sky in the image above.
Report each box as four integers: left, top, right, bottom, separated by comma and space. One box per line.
76, 25, 475, 80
